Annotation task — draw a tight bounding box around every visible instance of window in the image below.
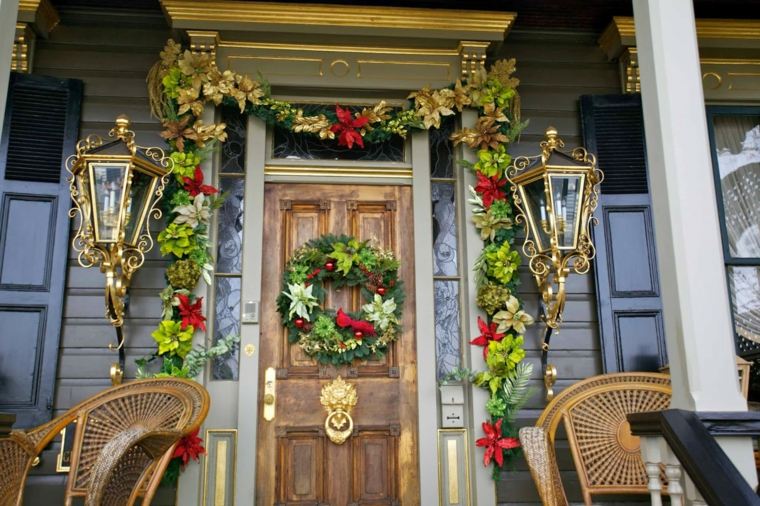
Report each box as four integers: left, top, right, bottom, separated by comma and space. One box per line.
706, 107, 760, 362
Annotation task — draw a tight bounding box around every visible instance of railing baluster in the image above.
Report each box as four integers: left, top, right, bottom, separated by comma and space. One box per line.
640, 435, 664, 506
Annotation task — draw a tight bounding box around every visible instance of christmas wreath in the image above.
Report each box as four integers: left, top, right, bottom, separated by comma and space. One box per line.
276, 234, 404, 365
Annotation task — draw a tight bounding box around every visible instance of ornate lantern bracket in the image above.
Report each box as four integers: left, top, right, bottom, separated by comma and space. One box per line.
506, 127, 603, 400
66, 115, 172, 384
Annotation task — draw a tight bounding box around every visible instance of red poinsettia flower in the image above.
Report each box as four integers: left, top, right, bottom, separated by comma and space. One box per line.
330, 105, 370, 149
474, 173, 507, 208
475, 419, 520, 467
351, 319, 376, 336
336, 308, 352, 328
470, 316, 504, 359
177, 293, 206, 331
173, 428, 206, 468
183, 167, 219, 197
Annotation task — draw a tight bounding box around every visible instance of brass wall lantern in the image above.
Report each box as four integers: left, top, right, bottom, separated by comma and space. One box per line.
67, 115, 172, 384
506, 126, 602, 400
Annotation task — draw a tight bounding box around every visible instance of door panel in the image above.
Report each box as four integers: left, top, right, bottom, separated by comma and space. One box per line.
257, 183, 417, 506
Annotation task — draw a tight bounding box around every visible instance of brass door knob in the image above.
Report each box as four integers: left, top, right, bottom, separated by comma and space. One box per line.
263, 393, 275, 405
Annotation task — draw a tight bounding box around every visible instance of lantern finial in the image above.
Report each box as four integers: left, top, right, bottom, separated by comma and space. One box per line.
541, 126, 564, 159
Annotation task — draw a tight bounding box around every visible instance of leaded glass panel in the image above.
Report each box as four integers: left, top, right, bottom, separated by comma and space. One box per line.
434, 280, 461, 379
432, 182, 457, 276
221, 107, 246, 173
272, 104, 404, 162
430, 116, 456, 178
216, 177, 244, 274
213, 276, 241, 380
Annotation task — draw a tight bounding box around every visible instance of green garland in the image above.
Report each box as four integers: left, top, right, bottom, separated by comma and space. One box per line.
276, 235, 403, 365
149, 38, 532, 480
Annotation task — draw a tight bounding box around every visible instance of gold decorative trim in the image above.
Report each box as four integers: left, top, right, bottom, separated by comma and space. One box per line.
161, 0, 515, 40
11, 23, 33, 73
620, 47, 639, 94
17, 0, 59, 37
458, 41, 490, 79
437, 429, 471, 506
601, 17, 760, 60
218, 39, 459, 57
202, 429, 238, 506
188, 30, 219, 58
265, 165, 413, 179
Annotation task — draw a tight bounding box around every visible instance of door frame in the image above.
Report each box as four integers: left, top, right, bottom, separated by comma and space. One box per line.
226, 117, 440, 504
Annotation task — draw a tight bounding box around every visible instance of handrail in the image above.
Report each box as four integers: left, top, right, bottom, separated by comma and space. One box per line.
628, 409, 760, 506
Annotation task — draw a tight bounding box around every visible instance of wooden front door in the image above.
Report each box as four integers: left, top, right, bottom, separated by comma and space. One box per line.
256, 183, 418, 505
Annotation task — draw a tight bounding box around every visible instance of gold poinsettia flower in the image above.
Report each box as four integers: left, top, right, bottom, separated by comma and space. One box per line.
472, 211, 513, 241
493, 296, 535, 334
177, 87, 204, 117
188, 120, 228, 148
453, 80, 472, 111
466, 66, 490, 105
450, 115, 509, 150
358, 100, 393, 125
160, 116, 194, 152
203, 69, 236, 105
229, 74, 264, 113
159, 39, 181, 69
489, 58, 520, 89
482, 103, 508, 124
177, 50, 213, 90
408, 87, 456, 129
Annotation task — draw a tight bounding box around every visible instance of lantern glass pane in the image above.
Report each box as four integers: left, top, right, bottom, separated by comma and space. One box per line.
522, 177, 551, 251
124, 169, 154, 246
91, 163, 128, 243
549, 174, 584, 250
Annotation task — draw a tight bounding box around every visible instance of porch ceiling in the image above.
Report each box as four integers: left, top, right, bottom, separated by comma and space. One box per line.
49, 0, 760, 32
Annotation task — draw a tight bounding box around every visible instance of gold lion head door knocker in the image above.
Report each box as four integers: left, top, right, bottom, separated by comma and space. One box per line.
320, 376, 357, 444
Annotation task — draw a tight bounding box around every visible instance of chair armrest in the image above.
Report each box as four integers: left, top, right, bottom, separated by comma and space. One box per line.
0, 435, 36, 506
519, 426, 569, 506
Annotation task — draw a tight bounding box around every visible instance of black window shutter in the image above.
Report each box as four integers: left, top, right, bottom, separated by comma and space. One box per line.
0, 73, 83, 427
579, 94, 668, 373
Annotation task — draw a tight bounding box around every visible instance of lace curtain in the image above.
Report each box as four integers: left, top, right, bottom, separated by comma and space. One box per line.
713, 114, 760, 342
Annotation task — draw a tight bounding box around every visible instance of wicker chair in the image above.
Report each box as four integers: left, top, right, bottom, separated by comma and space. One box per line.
519, 372, 671, 506
0, 378, 209, 506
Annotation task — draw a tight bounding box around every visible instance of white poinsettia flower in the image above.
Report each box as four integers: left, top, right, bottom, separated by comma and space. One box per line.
282, 282, 318, 320
361, 294, 398, 332
468, 185, 486, 215
493, 295, 535, 334
173, 193, 210, 228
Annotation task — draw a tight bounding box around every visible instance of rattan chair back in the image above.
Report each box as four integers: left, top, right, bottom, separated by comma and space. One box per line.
520, 372, 671, 506
0, 378, 209, 506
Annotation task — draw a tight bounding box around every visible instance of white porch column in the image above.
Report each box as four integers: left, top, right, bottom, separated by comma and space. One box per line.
0, 0, 20, 135
632, 0, 757, 486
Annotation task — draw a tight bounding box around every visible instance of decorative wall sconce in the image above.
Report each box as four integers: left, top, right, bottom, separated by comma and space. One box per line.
506, 127, 602, 400
67, 115, 172, 384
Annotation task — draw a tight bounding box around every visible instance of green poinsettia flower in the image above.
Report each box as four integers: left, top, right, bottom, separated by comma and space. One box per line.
313, 314, 339, 341
152, 320, 194, 358
161, 66, 183, 99
282, 282, 319, 320
170, 150, 203, 181
361, 294, 398, 332
485, 242, 520, 285
486, 395, 507, 417
473, 144, 511, 178
330, 239, 361, 274
475, 335, 526, 394
158, 223, 195, 258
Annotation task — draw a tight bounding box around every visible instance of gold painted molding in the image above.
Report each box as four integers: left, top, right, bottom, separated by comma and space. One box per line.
160, 0, 515, 41
17, 0, 59, 37
600, 16, 760, 60
265, 165, 413, 179
12, 23, 33, 73
600, 16, 760, 96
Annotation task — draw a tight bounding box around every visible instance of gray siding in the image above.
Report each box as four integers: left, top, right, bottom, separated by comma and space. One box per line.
493, 31, 626, 505
25, 8, 175, 504
21, 12, 618, 505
